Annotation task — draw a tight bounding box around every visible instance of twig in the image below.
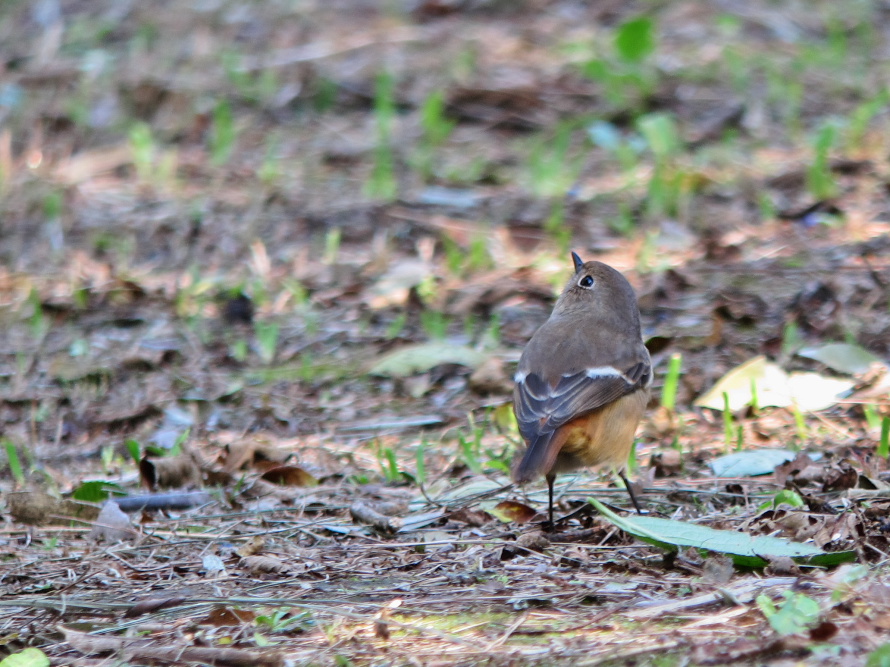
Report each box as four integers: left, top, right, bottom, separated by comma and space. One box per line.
349, 501, 403, 533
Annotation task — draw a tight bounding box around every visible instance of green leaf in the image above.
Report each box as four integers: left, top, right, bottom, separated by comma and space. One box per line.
368, 343, 487, 377
759, 489, 806, 512
581, 58, 609, 81
3, 439, 24, 486
210, 100, 236, 166
615, 17, 655, 63
867, 644, 890, 667
125, 438, 141, 463
661, 353, 682, 411
772, 489, 805, 508
757, 591, 821, 636
72, 480, 127, 502
880, 417, 890, 459
798, 342, 880, 375
710, 449, 799, 477
415, 440, 427, 485
637, 112, 680, 161
0, 648, 51, 667
589, 498, 855, 567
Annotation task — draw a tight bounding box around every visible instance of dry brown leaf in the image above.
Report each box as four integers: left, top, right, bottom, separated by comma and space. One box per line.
260, 465, 319, 487
489, 500, 536, 524
240, 555, 290, 575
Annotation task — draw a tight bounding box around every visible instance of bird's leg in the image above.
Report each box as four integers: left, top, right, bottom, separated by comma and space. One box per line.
546, 473, 556, 527
618, 471, 643, 514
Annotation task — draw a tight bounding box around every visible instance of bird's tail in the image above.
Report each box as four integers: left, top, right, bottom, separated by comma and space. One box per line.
511, 429, 568, 483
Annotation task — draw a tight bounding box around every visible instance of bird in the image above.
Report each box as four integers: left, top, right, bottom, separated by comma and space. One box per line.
511, 251, 652, 524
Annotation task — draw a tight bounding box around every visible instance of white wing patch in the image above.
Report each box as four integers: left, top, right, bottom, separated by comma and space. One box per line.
584, 366, 625, 380
514, 357, 651, 451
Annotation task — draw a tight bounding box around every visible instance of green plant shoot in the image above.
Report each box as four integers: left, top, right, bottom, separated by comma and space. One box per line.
415, 439, 427, 485
366, 70, 398, 200
210, 100, 236, 166
756, 591, 820, 636
879, 416, 890, 458
661, 353, 682, 411
722, 391, 734, 451
255, 322, 280, 364
4, 440, 25, 487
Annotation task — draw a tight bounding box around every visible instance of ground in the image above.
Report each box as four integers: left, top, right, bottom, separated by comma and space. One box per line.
2, 1, 890, 665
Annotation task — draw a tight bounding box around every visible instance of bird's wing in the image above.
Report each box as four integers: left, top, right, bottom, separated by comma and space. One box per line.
512, 359, 651, 481
514, 359, 650, 441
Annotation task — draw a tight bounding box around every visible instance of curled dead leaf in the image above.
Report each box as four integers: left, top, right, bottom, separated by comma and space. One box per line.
489, 500, 537, 524
261, 465, 319, 487
124, 597, 187, 618
204, 607, 258, 626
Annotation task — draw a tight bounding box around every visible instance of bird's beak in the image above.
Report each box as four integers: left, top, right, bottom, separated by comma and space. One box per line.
571, 251, 583, 272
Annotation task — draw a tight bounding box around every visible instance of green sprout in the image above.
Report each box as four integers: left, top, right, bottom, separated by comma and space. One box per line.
365, 70, 398, 200
878, 416, 890, 458
210, 100, 237, 166
255, 321, 280, 364
4, 440, 25, 487
722, 391, 734, 452
661, 353, 682, 411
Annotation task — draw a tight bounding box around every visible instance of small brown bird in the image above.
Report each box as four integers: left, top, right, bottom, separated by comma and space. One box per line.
512, 252, 652, 523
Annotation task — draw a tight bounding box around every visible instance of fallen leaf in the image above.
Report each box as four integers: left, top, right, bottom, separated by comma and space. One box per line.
89, 501, 136, 543
204, 607, 257, 626
710, 449, 799, 477
798, 342, 881, 375
124, 597, 187, 618
695, 355, 853, 412
0, 647, 50, 667
489, 500, 537, 524
240, 555, 289, 575
369, 342, 487, 377
368, 259, 431, 309
261, 465, 319, 487
590, 498, 855, 567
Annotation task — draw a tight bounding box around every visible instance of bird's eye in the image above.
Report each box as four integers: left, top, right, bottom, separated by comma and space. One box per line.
578, 275, 594, 288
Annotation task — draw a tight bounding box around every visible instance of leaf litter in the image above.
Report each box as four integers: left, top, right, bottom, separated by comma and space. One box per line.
2, 1, 890, 666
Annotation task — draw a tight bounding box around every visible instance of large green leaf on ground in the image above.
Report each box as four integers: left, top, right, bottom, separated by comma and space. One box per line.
589, 499, 856, 568
368, 343, 487, 377
709, 449, 799, 477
